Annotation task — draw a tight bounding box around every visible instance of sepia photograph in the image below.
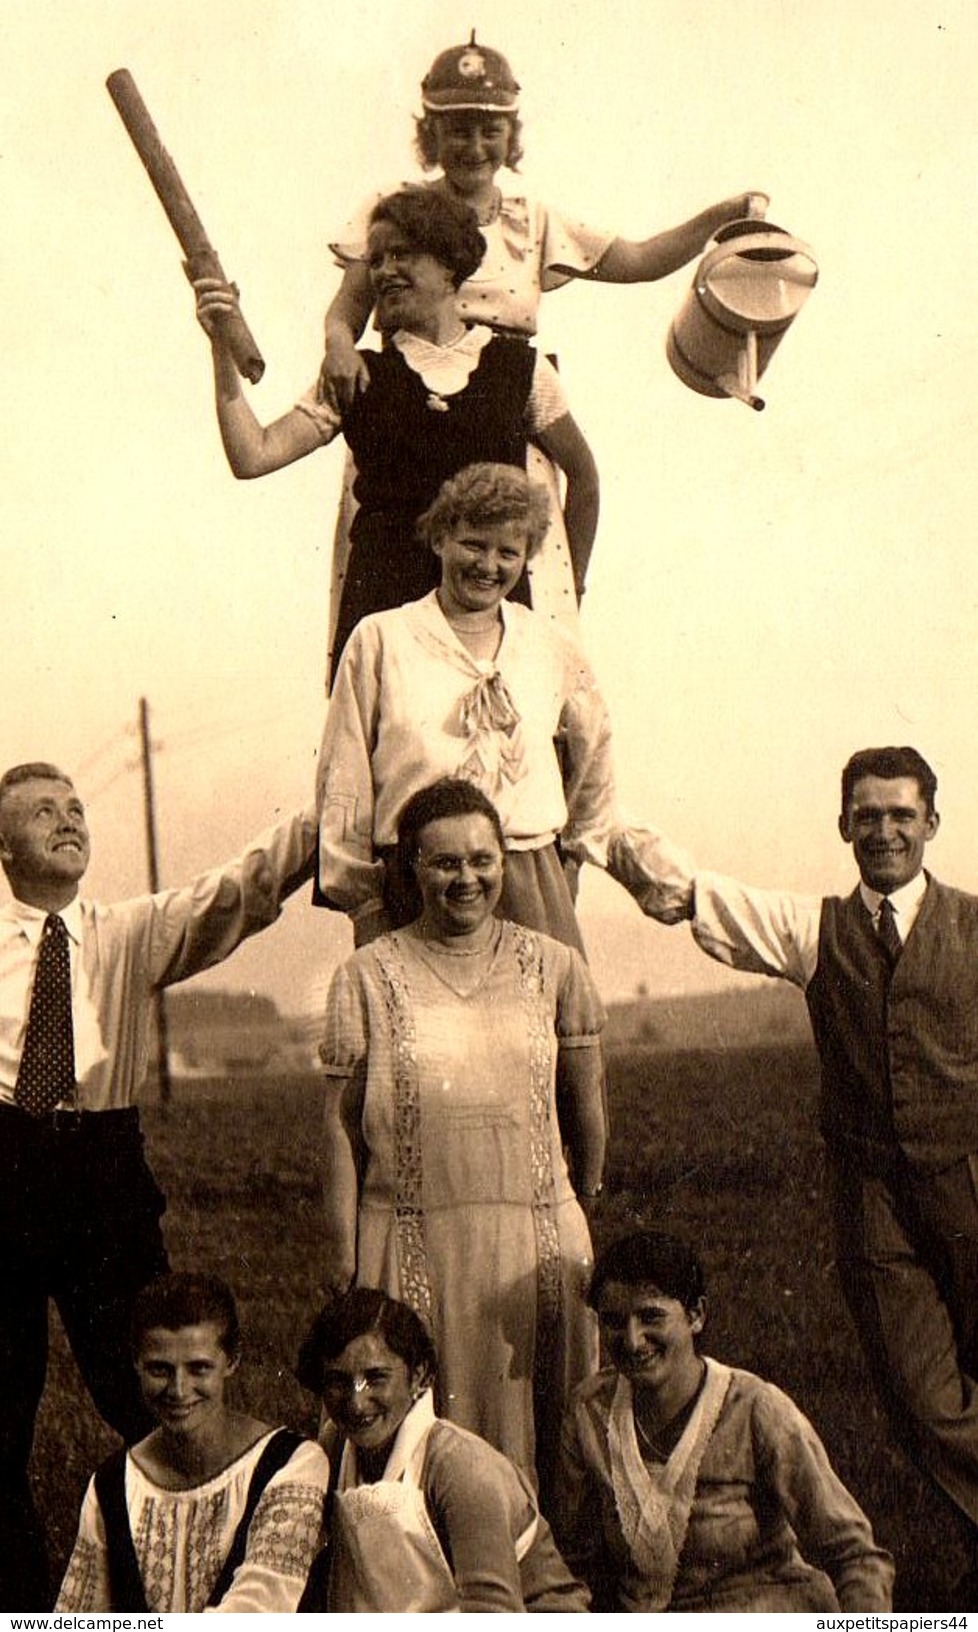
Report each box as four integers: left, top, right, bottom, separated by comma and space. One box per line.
3, 0, 977, 1612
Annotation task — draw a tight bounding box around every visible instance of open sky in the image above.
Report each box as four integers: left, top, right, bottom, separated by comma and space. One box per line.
4, 0, 977, 1013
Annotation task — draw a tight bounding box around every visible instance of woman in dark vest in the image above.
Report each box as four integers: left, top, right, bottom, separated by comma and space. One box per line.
56, 1273, 329, 1613
193, 185, 598, 683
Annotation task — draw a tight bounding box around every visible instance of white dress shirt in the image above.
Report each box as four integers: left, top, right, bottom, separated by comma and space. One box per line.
691, 868, 930, 991
857, 871, 928, 947
0, 811, 316, 1109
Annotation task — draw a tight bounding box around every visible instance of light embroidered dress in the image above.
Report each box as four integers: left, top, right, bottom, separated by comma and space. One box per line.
316, 591, 615, 924
56, 1433, 329, 1613
320, 921, 603, 1491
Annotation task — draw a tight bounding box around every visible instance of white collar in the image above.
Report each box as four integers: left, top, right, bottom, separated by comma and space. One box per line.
858, 870, 928, 920
391, 326, 494, 399
337, 1388, 436, 1492
4, 894, 83, 946
430, 589, 511, 664
391, 324, 492, 360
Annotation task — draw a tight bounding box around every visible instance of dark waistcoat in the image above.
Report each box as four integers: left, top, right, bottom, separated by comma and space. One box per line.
806, 877, 978, 1166
343, 338, 535, 523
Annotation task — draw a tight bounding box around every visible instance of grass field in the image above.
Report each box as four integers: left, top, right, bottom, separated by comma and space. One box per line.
33, 1042, 957, 1608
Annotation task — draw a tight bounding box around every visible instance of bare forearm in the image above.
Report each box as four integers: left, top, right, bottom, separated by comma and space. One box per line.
321, 267, 375, 407
593, 194, 753, 283
321, 1094, 361, 1289
209, 338, 273, 477
562, 471, 599, 599
557, 1045, 606, 1194
324, 265, 374, 346
210, 340, 322, 477
535, 415, 600, 598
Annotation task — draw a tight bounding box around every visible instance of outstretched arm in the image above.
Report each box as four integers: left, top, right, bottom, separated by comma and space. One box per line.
587, 193, 761, 283
606, 823, 821, 986
194, 277, 328, 476
123, 808, 319, 991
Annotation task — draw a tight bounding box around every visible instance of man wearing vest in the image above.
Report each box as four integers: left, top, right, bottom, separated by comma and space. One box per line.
608, 745, 978, 1598
0, 761, 317, 1607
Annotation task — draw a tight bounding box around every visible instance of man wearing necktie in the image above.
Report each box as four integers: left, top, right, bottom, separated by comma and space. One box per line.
607, 745, 978, 1598
0, 761, 317, 1607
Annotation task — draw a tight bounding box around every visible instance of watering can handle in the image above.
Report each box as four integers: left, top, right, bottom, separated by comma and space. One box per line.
746, 191, 770, 220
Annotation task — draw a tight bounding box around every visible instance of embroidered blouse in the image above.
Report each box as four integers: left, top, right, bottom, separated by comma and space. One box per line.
56, 1434, 329, 1614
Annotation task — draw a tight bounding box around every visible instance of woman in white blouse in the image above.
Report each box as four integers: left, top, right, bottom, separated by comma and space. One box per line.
56, 1273, 329, 1614
316, 460, 615, 951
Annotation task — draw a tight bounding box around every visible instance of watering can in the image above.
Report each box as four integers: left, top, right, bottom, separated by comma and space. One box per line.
666, 195, 817, 410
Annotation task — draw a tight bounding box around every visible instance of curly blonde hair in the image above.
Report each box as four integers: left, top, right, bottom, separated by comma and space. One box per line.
417, 463, 550, 559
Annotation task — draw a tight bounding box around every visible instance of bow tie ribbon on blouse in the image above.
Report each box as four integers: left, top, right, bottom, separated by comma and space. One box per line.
458, 672, 527, 784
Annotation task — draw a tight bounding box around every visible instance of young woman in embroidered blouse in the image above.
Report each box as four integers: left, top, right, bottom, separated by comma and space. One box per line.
318, 780, 606, 1513
316, 461, 615, 951
56, 1273, 329, 1614
194, 186, 597, 681
556, 1231, 895, 1612
296, 1288, 590, 1611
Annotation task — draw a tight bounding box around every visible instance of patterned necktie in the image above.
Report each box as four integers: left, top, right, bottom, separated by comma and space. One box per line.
877, 897, 903, 964
15, 914, 76, 1116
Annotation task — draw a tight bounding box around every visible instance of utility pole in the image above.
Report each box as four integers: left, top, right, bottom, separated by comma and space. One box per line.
138, 697, 172, 1107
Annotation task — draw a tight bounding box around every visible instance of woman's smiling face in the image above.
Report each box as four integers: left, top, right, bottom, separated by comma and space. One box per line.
433, 518, 529, 618
135, 1322, 238, 1438
365, 221, 455, 334
596, 1280, 705, 1396
433, 111, 512, 195
319, 1332, 423, 1456
414, 812, 505, 939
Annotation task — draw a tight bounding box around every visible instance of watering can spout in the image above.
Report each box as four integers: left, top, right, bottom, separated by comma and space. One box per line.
717, 373, 765, 411
719, 328, 765, 409
667, 207, 817, 408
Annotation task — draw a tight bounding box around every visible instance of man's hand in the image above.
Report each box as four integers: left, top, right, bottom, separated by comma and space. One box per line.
320, 1253, 355, 1306
606, 822, 696, 923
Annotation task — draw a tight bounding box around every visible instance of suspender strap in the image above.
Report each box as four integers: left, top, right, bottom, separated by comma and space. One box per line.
94, 1448, 148, 1611
206, 1429, 304, 1606
296, 1434, 344, 1613
94, 1430, 305, 1612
